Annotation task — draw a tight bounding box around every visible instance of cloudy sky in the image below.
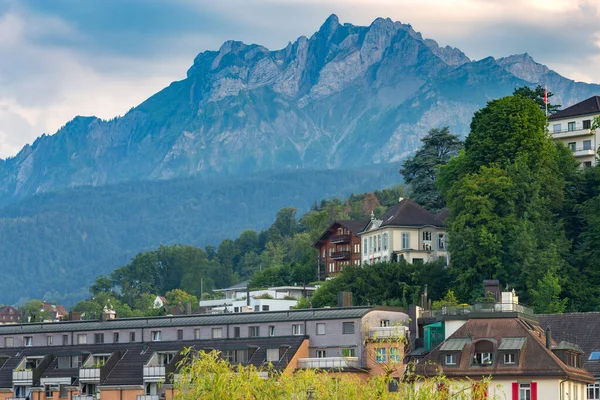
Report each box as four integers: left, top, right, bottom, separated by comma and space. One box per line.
1, 0, 599, 159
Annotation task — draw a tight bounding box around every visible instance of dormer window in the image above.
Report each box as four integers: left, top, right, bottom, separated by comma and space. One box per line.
504, 353, 516, 364
473, 340, 494, 366
445, 354, 457, 365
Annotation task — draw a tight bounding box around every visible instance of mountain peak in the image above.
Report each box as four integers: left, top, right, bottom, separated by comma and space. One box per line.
317, 14, 340, 37
497, 53, 549, 83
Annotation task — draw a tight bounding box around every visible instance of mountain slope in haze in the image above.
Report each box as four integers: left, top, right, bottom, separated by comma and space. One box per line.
1, 14, 599, 203
0, 165, 400, 305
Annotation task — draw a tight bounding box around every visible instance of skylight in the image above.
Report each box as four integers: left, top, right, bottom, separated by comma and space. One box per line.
589, 352, 600, 361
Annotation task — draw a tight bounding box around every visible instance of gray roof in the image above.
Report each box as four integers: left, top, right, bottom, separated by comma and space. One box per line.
554, 341, 584, 353
439, 338, 471, 351
0, 307, 376, 335
498, 337, 526, 351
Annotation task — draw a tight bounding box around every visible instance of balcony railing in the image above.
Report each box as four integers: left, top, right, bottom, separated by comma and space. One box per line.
573, 148, 595, 157
137, 396, 160, 400
143, 365, 166, 382
368, 326, 408, 340
79, 367, 101, 382
330, 251, 351, 260
330, 234, 351, 244
552, 127, 592, 138
420, 302, 533, 318
297, 357, 359, 369
12, 370, 32, 383
72, 396, 97, 400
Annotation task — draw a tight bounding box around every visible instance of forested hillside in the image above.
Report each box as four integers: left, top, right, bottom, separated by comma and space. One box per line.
0, 166, 400, 305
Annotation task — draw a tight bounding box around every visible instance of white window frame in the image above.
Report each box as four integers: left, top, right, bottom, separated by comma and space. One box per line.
212, 327, 223, 339
24, 336, 32, 347
519, 383, 530, 400
376, 348, 386, 363
316, 323, 326, 335
77, 334, 87, 345
504, 352, 516, 364
266, 348, 279, 362
587, 383, 600, 400
316, 349, 326, 358
4, 337, 13, 347
568, 121, 576, 131
268, 326, 275, 337
445, 353, 456, 365
383, 233, 388, 251
292, 324, 304, 336
401, 232, 410, 249
151, 331, 161, 341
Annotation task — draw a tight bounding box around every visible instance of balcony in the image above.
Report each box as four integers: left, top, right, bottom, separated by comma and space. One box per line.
420, 302, 533, 319
573, 148, 596, 158
79, 367, 101, 382
12, 370, 32, 384
552, 128, 592, 139
368, 326, 408, 340
297, 357, 359, 369
330, 234, 351, 244
137, 396, 160, 400
143, 365, 166, 382
72, 396, 97, 400
330, 251, 351, 260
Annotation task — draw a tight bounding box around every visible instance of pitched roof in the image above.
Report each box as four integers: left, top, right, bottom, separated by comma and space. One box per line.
548, 96, 600, 120
312, 220, 368, 246
379, 199, 445, 228
415, 318, 593, 383
538, 312, 600, 377
0, 306, 20, 315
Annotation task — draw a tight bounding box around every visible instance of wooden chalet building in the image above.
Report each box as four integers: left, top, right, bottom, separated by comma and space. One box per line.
313, 220, 367, 279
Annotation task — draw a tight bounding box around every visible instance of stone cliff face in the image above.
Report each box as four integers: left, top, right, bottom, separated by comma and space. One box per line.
1, 14, 599, 202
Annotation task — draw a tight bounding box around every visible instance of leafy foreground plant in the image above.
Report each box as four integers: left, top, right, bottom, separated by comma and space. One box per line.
174, 349, 498, 400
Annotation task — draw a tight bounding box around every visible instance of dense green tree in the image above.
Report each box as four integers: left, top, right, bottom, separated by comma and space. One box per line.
400, 127, 463, 212
513, 84, 560, 114
531, 271, 568, 314
165, 289, 198, 308
20, 300, 51, 322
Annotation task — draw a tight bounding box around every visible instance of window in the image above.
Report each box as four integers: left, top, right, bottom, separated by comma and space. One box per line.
113, 332, 119, 343
519, 383, 531, 400
316, 323, 326, 335
292, 324, 304, 335
363, 239, 367, 255
77, 334, 87, 345
212, 328, 223, 339
130, 332, 136, 342
473, 352, 493, 365
47, 336, 53, 346
380, 319, 390, 327
151, 331, 161, 341
233, 327, 240, 338
159, 353, 174, 365
568, 121, 576, 131
401, 232, 410, 249
4, 337, 13, 347
390, 348, 401, 363
249, 326, 260, 337
553, 123, 561, 133
94, 333, 104, 344
62, 335, 68, 345
342, 348, 356, 357
584, 119, 592, 129
316, 350, 326, 358
369, 237, 373, 253
584, 161, 593, 168
194, 329, 201, 340
222, 349, 247, 364
504, 353, 516, 364
45, 385, 52, 398
588, 383, 600, 400
423, 231, 432, 241
262, 305, 270, 311
343, 322, 355, 334
438, 234, 445, 250
234, 307, 239, 313
177, 329, 184, 340
377, 235, 381, 251
71, 355, 82, 368
59, 384, 68, 399
266, 348, 280, 362
413, 258, 424, 264
445, 354, 456, 365
589, 352, 600, 361
57, 356, 70, 369
254, 305, 260, 312
24, 336, 32, 347
568, 142, 576, 151
376, 348, 386, 363
268, 326, 275, 337
383, 233, 388, 251
584, 140, 592, 150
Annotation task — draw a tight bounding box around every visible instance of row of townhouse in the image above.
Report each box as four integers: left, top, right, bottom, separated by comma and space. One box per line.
410, 280, 600, 400
0, 306, 409, 400
313, 198, 448, 278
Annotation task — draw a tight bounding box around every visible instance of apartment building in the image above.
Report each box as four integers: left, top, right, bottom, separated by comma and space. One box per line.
549, 96, 600, 167
413, 281, 593, 400
359, 198, 447, 265
0, 306, 408, 400
313, 220, 367, 278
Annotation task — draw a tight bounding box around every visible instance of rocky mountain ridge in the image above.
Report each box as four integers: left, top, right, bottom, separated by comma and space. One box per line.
0, 14, 599, 204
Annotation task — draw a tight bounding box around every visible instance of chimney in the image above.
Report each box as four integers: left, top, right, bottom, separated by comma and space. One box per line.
337, 292, 353, 307
185, 302, 192, 315
546, 327, 552, 350
483, 279, 501, 301
246, 286, 251, 307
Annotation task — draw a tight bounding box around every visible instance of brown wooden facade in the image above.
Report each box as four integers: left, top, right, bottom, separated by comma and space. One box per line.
313, 220, 367, 279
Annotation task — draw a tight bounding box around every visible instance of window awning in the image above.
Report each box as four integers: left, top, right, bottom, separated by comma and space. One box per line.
498, 337, 526, 351
439, 338, 471, 352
